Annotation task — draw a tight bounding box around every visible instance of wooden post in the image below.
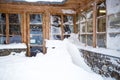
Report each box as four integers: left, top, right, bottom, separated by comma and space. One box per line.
6, 13, 9, 44
22, 12, 27, 43
26, 13, 30, 56
93, 2, 97, 48
74, 14, 77, 33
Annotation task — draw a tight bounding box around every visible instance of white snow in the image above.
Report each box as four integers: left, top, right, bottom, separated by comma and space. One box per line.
0, 43, 27, 49
0, 39, 104, 80
0, 33, 119, 80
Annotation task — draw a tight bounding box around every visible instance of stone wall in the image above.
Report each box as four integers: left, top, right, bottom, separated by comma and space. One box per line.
80, 49, 120, 80
0, 49, 26, 56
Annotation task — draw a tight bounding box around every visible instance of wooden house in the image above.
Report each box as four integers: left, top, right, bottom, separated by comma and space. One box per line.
0, 0, 120, 56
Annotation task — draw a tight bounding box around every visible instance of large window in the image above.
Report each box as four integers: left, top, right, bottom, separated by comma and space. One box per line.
0, 13, 22, 44
107, 13, 120, 50
96, 1, 106, 48
78, 9, 93, 46
9, 14, 21, 43
29, 14, 43, 55
50, 15, 62, 40
0, 13, 6, 44
50, 14, 74, 40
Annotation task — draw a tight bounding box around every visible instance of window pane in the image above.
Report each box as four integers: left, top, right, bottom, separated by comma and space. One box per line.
30, 14, 42, 23
97, 34, 106, 47
0, 13, 6, 44
9, 14, 20, 23
9, 14, 21, 43
97, 2, 106, 17
86, 9, 93, 19
87, 20, 93, 32
0, 36, 6, 44
97, 17, 106, 32
51, 15, 61, 24
63, 15, 73, 24
87, 35, 93, 46
10, 34, 21, 43
9, 25, 21, 35
30, 35, 43, 45
51, 25, 61, 34
0, 13, 6, 23
51, 35, 61, 40
108, 13, 120, 33
81, 35, 86, 44
64, 25, 73, 34
30, 25, 42, 34
80, 22, 86, 33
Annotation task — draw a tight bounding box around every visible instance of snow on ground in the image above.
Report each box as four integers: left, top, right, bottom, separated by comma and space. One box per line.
0, 33, 118, 80
0, 43, 27, 49
0, 39, 104, 80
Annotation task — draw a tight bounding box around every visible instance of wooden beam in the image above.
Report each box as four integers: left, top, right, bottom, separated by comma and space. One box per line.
93, 2, 97, 48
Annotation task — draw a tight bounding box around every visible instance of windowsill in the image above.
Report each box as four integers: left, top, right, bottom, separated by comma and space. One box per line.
0, 43, 27, 49
77, 45, 120, 58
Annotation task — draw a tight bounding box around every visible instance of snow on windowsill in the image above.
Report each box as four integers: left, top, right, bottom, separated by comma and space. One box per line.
0, 43, 27, 49
77, 45, 120, 58
67, 33, 120, 58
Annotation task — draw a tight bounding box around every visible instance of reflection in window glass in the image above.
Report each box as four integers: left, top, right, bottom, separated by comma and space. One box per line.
87, 20, 93, 32
9, 14, 21, 43
0, 13, 6, 23
108, 13, 120, 32
97, 2, 106, 17
107, 13, 120, 50
9, 14, 20, 23
51, 15, 61, 40
81, 35, 86, 44
97, 17, 106, 32
0, 13, 6, 44
51, 35, 61, 40
51, 15, 61, 24
80, 22, 86, 33
97, 34, 106, 47
86, 9, 93, 19
63, 15, 73, 24
87, 35, 93, 46
64, 25, 73, 34
30, 14, 42, 23
30, 35, 43, 45
30, 25, 42, 34
51, 25, 61, 34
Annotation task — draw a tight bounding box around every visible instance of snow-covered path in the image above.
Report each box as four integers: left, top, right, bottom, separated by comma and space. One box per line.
0, 40, 104, 80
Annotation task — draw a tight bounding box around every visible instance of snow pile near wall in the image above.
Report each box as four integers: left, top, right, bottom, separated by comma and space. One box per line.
0, 43, 27, 49
63, 39, 92, 72
106, 0, 120, 15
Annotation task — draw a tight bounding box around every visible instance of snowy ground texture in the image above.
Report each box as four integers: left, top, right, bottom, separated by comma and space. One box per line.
0, 34, 117, 80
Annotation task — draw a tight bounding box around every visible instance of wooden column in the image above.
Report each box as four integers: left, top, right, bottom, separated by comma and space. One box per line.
93, 2, 97, 48
26, 13, 30, 56
74, 14, 77, 33
21, 12, 27, 43
6, 13, 9, 44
